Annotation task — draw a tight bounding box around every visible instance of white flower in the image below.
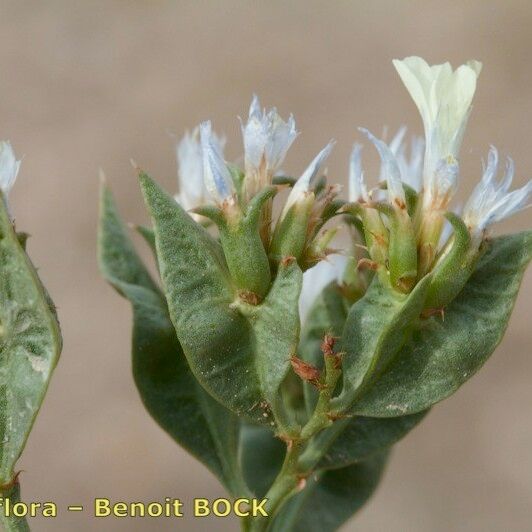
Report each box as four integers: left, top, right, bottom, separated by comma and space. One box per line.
388, 128, 424, 191
299, 254, 347, 324
175, 127, 225, 215
0, 141, 21, 197
199, 121, 236, 205
349, 128, 423, 204
359, 128, 406, 208
393, 56, 482, 210
241, 94, 298, 199
463, 146, 532, 244
427, 155, 460, 211
348, 143, 369, 202
281, 141, 335, 220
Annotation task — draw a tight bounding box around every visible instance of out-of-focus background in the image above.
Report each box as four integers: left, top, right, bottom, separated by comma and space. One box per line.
1, 1, 531, 530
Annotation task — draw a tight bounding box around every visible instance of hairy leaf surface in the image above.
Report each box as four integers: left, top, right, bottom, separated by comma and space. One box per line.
272, 451, 388, 532
332, 275, 431, 413
98, 184, 247, 494
140, 174, 300, 426
353, 232, 532, 416
0, 195, 61, 484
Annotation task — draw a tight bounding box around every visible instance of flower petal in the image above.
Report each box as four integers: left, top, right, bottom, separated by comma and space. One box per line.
200, 121, 235, 203
359, 128, 406, 206
0, 141, 21, 197
463, 146, 532, 243
281, 141, 335, 218
348, 143, 368, 202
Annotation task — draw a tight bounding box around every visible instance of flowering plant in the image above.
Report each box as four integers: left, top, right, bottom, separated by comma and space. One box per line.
0, 143, 62, 531
99, 56, 531, 531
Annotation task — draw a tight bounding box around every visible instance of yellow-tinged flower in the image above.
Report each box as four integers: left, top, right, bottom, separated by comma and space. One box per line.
393, 56, 482, 211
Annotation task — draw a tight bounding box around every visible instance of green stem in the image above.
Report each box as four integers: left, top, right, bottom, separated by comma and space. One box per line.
297, 417, 351, 473
0, 482, 30, 532
247, 441, 303, 532
300, 350, 342, 440
246, 350, 344, 531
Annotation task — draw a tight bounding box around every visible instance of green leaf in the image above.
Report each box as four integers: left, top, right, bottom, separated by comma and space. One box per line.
0, 195, 61, 485
251, 258, 302, 432
139, 173, 268, 423
139, 173, 302, 428
316, 411, 427, 470
98, 184, 247, 495
295, 279, 426, 471
332, 275, 431, 414
353, 231, 532, 417
272, 451, 388, 532
240, 425, 285, 498
135, 224, 156, 255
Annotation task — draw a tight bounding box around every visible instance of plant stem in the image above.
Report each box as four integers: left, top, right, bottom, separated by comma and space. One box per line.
246, 348, 344, 531
0, 481, 30, 532
300, 348, 342, 440
247, 440, 302, 531
297, 417, 351, 473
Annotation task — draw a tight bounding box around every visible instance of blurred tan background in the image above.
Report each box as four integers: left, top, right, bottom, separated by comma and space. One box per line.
1, 1, 531, 530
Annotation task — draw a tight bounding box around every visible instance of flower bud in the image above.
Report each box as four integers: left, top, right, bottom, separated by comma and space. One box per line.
270, 142, 334, 265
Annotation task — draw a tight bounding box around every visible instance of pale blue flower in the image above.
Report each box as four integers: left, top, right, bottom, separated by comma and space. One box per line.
349, 128, 422, 204
359, 128, 406, 208
348, 143, 368, 202
281, 141, 335, 219
391, 129, 424, 191
463, 146, 532, 244
200, 121, 236, 204
241, 94, 298, 199
427, 155, 460, 211
0, 141, 21, 197
175, 127, 225, 214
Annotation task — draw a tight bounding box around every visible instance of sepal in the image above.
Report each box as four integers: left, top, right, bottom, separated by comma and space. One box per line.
374, 202, 417, 293
424, 212, 477, 310
270, 194, 314, 266
197, 186, 276, 301
228, 186, 276, 300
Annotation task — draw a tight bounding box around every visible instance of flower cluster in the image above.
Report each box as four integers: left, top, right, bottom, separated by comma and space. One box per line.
171, 56, 531, 306
101, 55, 532, 532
